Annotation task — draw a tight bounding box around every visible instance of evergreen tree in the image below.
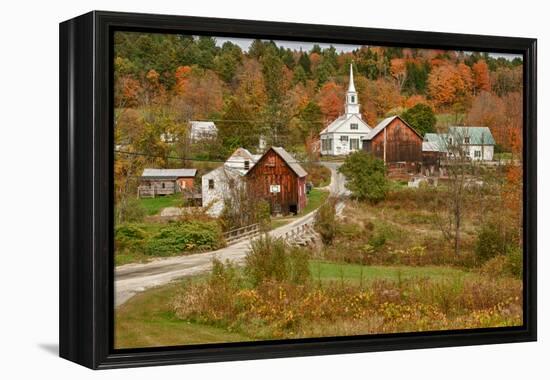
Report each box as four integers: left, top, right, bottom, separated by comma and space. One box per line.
401, 103, 436, 136
298, 52, 311, 74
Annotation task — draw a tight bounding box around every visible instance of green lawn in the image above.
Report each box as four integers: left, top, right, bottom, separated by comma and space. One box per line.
494, 152, 513, 161
309, 261, 472, 285
115, 260, 472, 348
115, 279, 251, 349
303, 188, 329, 214
140, 194, 184, 215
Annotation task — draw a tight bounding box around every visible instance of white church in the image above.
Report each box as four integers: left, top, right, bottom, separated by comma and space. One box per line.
319, 64, 372, 156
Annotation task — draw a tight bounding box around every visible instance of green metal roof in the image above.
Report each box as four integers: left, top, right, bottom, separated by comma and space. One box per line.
447, 126, 496, 145
423, 127, 495, 146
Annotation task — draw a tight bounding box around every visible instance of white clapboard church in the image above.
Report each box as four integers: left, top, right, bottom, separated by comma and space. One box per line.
319, 64, 372, 156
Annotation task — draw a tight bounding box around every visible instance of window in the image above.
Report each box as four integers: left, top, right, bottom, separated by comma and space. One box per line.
208, 179, 214, 189
464, 137, 470, 144
267, 156, 276, 166
350, 138, 359, 150
448, 137, 453, 145
161, 183, 165, 189
474, 150, 481, 158
244, 160, 250, 170
322, 138, 333, 152
350, 123, 358, 130
340, 135, 349, 142
351, 95, 355, 103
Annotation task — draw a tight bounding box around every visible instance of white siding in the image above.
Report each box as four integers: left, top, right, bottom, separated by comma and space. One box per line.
467, 145, 494, 161
201, 167, 241, 217
320, 114, 370, 156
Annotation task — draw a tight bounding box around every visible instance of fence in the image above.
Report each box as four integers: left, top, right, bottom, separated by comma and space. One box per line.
282, 222, 318, 247
223, 223, 261, 245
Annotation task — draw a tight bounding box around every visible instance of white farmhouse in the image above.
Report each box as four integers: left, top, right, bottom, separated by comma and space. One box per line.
190, 120, 217, 141
423, 126, 496, 161
319, 64, 372, 156
201, 148, 261, 217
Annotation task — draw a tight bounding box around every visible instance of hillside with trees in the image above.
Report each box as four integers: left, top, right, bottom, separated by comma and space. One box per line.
114, 32, 523, 204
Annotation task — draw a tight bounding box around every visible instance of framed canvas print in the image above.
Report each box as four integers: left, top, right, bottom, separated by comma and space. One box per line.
59, 11, 537, 369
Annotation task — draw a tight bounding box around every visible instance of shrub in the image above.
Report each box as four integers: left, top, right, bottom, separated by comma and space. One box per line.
145, 221, 224, 256
116, 197, 146, 223
256, 200, 272, 230
314, 198, 337, 245
302, 163, 331, 187
245, 234, 311, 286
480, 255, 513, 278
338, 151, 389, 203
173, 268, 523, 339
475, 222, 508, 263
115, 223, 148, 251
505, 246, 523, 279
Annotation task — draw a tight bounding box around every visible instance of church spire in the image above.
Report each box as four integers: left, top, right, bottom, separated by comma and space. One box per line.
345, 63, 360, 116
348, 63, 356, 92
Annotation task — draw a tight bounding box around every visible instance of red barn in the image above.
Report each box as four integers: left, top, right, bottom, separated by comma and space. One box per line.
246, 147, 308, 215
362, 115, 423, 165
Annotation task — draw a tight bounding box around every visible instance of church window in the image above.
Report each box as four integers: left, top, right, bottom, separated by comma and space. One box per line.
350, 123, 358, 130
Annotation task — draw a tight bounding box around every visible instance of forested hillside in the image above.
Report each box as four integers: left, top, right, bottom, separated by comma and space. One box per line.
114, 32, 523, 199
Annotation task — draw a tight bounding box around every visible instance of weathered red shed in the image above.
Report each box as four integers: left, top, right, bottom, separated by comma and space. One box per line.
362, 115, 423, 164
246, 147, 308, 215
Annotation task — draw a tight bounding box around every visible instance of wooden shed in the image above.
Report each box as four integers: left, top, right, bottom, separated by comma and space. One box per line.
246, 147, 308, 215
362, 115, 423, 165
138, 168, 197, 198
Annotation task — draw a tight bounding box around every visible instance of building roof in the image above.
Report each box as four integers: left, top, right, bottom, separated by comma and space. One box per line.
203, 165, 242, 180
422, 141, 443, 152
423, 133, 440, 143
141, 168, 197, 179
228, 147, 256, 161
422, 127, 496, 152
271, 147, 308, 178
364, 115, 423, 141
448, 126, 496, 145
190, 121, 217, 136
365, 116, 398, 140
319, 114, 371, 135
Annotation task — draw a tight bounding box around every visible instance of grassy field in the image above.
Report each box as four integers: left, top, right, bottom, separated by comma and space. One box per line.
115, 279, 250, 348
115, 261, 473, 348
139, 194, 184, 215
309, 261, 472, 285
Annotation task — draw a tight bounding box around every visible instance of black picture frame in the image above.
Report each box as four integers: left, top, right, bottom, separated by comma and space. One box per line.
59, 10, 537, 369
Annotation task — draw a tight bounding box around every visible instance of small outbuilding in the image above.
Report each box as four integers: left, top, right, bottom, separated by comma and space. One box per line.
138, 168, 197, 198
246, 147, 308, 215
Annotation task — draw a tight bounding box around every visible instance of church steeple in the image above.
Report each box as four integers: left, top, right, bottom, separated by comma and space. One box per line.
345, 63, 360, 117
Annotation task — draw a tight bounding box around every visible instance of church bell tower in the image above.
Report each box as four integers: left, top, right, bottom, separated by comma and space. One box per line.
345, 64, 361, 117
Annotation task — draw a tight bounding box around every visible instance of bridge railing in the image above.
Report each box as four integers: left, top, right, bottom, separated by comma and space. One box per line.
223, 223, 261, 245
